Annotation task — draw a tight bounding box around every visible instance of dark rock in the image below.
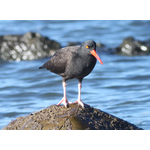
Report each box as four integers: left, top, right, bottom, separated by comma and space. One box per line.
2, 104, 143, 130
0, 32, 61, 61
96, 42, 105, 48
67, 42, 81, 46
115, 36, 150, 56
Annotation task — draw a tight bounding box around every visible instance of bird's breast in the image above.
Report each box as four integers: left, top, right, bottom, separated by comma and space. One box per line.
65, 54, 96, 79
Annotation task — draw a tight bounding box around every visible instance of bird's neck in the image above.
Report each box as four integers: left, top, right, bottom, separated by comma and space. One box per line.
78, 47, 85, 54
78, 47, 90, 57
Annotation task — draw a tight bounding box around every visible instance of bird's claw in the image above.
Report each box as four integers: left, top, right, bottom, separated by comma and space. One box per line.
57, 97, 72, 108
73, 99, 89, 108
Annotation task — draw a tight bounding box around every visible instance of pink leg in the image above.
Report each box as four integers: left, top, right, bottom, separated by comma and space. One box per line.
73, 82, 89, 108
57, 81, 72, 107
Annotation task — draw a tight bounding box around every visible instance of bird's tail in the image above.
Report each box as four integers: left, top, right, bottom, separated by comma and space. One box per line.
39, 63, 46, 69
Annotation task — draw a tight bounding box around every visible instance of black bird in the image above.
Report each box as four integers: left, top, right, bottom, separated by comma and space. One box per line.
39, 40, 103, 107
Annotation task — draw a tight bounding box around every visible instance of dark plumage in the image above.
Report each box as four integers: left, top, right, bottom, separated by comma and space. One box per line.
39, 40, 103, 107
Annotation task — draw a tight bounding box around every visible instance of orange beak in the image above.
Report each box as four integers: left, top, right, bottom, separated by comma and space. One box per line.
90, 50, 103, 65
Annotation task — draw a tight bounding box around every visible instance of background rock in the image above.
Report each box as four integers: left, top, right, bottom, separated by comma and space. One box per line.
115, 37, 150, 56
0, 32, 61, 61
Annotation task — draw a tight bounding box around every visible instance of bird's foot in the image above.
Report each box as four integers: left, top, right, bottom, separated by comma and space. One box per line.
57, 97, 72, 108
73, 99, 90, 108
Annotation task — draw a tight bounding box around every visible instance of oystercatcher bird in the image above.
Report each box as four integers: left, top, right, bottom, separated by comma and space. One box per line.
39, 40, 103, 107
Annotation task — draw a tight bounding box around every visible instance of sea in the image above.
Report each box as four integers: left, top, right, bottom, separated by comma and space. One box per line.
0, 20, 150, 130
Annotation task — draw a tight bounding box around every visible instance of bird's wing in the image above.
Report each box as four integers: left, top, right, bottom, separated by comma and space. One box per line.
45, 46, 80, 75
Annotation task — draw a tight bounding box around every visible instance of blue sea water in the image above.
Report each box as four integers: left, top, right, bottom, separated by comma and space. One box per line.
0, 20, 150, 129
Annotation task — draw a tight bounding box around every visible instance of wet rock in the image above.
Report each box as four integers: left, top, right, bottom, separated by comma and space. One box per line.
96, 42, 105, 48
0, 32, 61, 61
67, 41, 81, 46
115, 37, 150, 56
2, 104, 142, 130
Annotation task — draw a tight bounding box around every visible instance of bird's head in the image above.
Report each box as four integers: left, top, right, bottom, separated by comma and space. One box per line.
82, 40, 103, 65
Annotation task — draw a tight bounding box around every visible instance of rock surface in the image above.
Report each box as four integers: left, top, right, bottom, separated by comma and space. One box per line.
0, 32, 61, 61
115, 37, 150, 56
2, 104, 142, 130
